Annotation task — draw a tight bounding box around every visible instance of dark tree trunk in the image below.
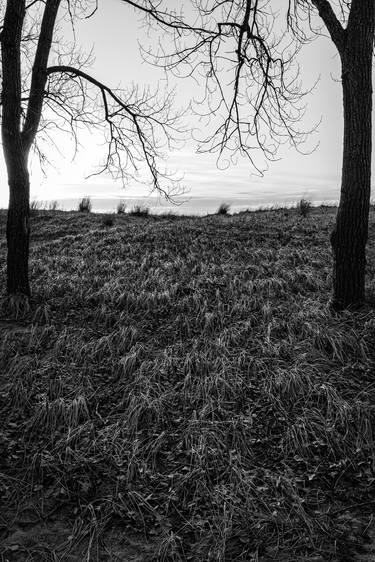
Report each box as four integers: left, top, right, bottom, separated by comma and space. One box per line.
330, 1, 374, 310
1, 0, 30, 297
6, 163, 31, 297
1, 0, 60, 298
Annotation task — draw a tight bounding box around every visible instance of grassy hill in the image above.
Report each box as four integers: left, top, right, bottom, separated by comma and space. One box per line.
1, 206, 375, 561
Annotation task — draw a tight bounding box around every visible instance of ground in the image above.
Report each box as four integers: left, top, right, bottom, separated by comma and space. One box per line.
1, 206, 375, 561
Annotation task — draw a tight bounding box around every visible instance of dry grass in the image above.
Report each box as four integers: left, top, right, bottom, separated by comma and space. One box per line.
0, 206, 375, 560
78, 196, 92, 213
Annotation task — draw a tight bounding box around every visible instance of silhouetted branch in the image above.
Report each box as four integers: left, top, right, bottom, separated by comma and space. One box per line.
22, 0, 61, 152
45, 64, 183, 197
123, 0, 208, 33
310, 0, 346, 50
123, 0, 313, 173
0, 0, 185, 199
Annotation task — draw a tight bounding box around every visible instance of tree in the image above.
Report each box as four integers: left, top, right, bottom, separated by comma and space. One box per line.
295, 1, 374, 310
123, 0, 374, 310
1, 0, 179, 300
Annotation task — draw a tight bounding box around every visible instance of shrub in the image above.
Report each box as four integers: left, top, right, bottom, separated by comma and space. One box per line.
117, 201, 126, 214
129, 205, 150, 217
78, 197, 92, 213
217, 202, 230, 215
297, 198, 312, 218
102, 215, 114, 227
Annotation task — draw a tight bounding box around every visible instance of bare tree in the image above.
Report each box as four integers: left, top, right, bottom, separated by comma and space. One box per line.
0, 0, 180, 300
122, 0, 374, 310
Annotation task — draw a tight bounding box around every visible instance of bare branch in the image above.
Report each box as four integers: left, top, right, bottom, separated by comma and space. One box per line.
121, 0, 209, 34
310, 0, 346, 51
131, 0, 315, 173
85, 0, 98, 19
1, 0, 185, 200
45, 64, 184, 197
26, 0, 45, 9
22, 0, 61, 152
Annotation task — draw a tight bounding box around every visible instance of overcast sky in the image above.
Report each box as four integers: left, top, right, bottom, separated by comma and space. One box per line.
1, 0, 373, 211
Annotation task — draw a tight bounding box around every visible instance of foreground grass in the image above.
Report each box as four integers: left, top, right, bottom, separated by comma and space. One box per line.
1, 207, 375, 561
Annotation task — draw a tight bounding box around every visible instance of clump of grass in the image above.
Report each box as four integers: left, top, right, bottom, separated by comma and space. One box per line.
102, 215, 114, 228
4, 293, 30, 319
30, 199, 42, 214
297, 198, 312, 218
48, 200, 59, 211
129, 204, 150, 217
78, 196, 92, 213
217, 202, 230, 215
116, 201, 126, 214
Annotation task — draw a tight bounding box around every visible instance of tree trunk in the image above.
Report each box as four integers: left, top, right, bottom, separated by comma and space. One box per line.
331, 13, 374, 310
1, 0, 30, 297
6, 163, 31, 297
1, 0, 61, 298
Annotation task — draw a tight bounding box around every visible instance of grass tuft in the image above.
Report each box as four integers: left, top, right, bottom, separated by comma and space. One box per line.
116, 201, 127, 214
297, 198, 312, 218
48, 200, 59, 211
129, 204, 150, 217
217, 202, 230, 215
30, 199, 43, 214
78, 196, 92, 213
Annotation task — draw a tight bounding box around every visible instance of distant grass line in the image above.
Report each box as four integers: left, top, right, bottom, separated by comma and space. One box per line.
1, 206, 375, 560
0, 199, 341, 216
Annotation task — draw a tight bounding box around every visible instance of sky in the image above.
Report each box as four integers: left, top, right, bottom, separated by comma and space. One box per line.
1, 0, 372, 213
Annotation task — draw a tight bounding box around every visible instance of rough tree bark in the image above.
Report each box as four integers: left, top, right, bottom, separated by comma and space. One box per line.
330, 0, 374, 310
1, 0, 61, 297
1, 0, 30, 296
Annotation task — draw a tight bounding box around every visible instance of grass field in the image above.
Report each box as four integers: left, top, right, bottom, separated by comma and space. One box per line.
1, 206, 375, 561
